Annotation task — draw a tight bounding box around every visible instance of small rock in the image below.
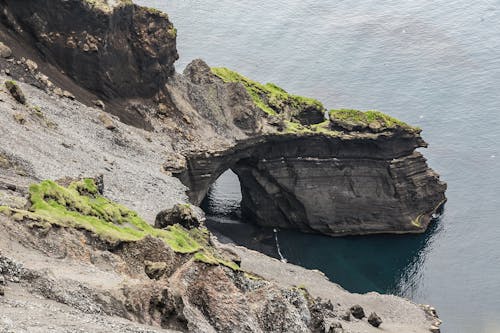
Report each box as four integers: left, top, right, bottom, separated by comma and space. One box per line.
62, 90, 75, 100
368, 312, 382, 328
94, 99, 105, 110
0, 42, 12, 58
53, 88, 75, 100
13, 113, 26, 125
0, 286, 4, 296
350, 304, 365, 319
340, 310, 351, 321
25, 59, 38, 72
5, 80, 27, 104
0, 275, 5, 285
98, 112, 116, 130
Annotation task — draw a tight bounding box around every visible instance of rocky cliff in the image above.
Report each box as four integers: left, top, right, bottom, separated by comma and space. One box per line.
0, 0, 177, 99
0, 0, 444, 332
170, 63, 446, 236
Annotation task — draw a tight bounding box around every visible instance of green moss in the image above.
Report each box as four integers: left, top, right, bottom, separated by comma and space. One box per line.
0, 179, 240, 270
329, 109, 419, 132
211, 67, 324, 117
18, 179, 200, 252
194, 252, 240, 271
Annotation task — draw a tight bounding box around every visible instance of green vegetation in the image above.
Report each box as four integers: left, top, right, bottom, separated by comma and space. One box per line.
211, 67, 417, 134
0, 179, 240, 269
329, 109, 419, 132
211, 67, 324, 116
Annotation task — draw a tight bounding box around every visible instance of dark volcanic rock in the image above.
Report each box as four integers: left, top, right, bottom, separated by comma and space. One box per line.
175, 131, 447, 236
368, 312, 382, 327
0, 0, 178, 99
155, 203, 204, 229
166, 59, 264, 136
350, 305, 365, 319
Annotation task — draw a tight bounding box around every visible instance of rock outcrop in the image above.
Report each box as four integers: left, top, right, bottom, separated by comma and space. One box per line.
0, 0, 178, 99
171, 66, 446, 235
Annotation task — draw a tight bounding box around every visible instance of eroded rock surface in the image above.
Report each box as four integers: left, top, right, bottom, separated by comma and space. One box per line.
0, 0, 177, 99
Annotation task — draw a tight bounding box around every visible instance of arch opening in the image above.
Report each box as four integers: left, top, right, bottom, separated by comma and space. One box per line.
200, 169, 280, 256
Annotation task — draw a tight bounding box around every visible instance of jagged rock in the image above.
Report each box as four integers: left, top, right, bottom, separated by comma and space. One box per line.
165, 59, 264, 136
155, 203, 204, 229
144, 260, 167, 280
0, 41, 12, 58
350, 305, 365, 319
98, 113, 116, 130
163, 152, 187, 173
368, 312, 382, 327
5, 80, 26, 104
0, 0, 178, 99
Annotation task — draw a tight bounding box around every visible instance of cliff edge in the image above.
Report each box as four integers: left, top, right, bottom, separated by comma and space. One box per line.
0, 1, 444, 332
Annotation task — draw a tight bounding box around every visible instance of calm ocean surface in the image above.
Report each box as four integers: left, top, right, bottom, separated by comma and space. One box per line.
137, 1, 500, 331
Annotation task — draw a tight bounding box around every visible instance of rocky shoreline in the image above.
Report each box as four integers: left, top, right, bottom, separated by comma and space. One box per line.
0, 0, 444, 332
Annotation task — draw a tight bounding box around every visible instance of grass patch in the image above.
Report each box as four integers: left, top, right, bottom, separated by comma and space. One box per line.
329, 109, 419, 132
0, 179, 240, 269
211, 67, 324, 117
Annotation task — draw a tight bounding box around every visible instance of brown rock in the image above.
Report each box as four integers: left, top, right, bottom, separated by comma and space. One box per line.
0, 42, 12, 58
368, 312, 382, 327
13, 113, 26, 125
98, 113, 116, 130
155, 203, 204, 229
5, 80, 26, 104
25, 59, 38, 72
144, 260, 167, 280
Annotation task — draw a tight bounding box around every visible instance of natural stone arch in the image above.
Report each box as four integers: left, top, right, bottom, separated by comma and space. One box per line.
174, 133, 447, 237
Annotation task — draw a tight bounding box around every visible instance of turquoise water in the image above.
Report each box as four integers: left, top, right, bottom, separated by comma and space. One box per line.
138, 1, 500, 331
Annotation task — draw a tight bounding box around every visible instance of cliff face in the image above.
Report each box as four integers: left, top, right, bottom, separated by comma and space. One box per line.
176, 132, 446, 235
0, 0, 178, 99
169, 62, 446, 236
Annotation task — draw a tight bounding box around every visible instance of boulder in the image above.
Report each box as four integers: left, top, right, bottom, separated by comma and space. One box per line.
0, 42, 12, 58
368, 312, 382, 327
350, 304, 365, 319
5, 80, 26, 104
155, 203, 204, 229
